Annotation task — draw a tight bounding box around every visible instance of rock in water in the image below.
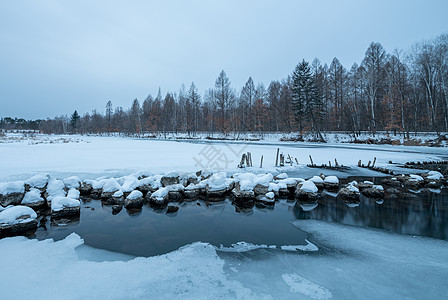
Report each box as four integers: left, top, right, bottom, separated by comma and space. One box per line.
0, 205, 38, 235
124, 190, 144, 209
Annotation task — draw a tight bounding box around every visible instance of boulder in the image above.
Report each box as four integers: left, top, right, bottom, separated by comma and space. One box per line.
255, 192, 275, 205
295, 181, 319, 201
362, 185, 385, 198
112, 205, 123, 215
79, 182, 93, 196
166, 205, 179, 214
309, 176, 324, 189
101, 178, 122, 199
338, 187, 360, 201
231, 182, 255, 201
149, 187, 170, 206
124, 190, 144, 209
161, 174, 179, 187
253, 183, 269, 196
103, 190, 125, 205
51, 197, 81, 218
0, 181, 25, 207
323, 176, 339, 191
0, 206, 38, 235
21, 188, 46, 208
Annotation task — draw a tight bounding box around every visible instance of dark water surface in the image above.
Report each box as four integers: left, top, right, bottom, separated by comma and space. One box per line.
32, 186, 448, 257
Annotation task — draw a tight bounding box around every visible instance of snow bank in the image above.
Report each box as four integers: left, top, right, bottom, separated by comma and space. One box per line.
51, 197, 80, 212
0, 206, 37, 226
0, 181, 24, 195
0, 234, 258, 299
25, 174, 49, 189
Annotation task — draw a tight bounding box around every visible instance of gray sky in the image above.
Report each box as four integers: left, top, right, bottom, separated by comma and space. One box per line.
1, 0, 447, 119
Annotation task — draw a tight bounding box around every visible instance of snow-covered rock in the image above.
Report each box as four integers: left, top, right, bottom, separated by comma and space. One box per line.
256, 192, 276, 205
0, 205, 38, 234
323, 176, 339, 191
295, 181, 319, 201
21, 188, 45, 208
46, 179, 67, 204
137, 175, 162, 193
232, 181, 255, 201
274, 173, 288, 180
206, 172, 234, 198
309, 176, 324, 189
161, 172, 180, 187
67, 188, 80, 199
184, 180, 207, 199
0, 181, 25, 206
124, 190, 144, 209
51, 196, 80, 217
63, 176, 81, 190
25, 174, 49, 190
121, 175, 139, 193
149, 187, 170, 206
362, 185, 385, 198
427, 171, 443, 181
338, 186, 360, 201
101, 178, 122, 198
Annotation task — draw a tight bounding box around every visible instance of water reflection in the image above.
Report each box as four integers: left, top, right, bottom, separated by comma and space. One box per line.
294, 189, 448, 240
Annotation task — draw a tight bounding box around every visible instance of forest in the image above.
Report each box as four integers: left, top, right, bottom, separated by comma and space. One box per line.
2, 33, 447, 137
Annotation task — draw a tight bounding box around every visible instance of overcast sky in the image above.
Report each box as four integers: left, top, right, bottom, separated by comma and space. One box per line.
1, 0, 447, 119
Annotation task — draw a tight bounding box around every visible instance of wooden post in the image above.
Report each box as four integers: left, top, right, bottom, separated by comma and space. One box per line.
367, 160, 371, 168
309, 155, 314, 166
295, 158, 299, 165
372, 157, 376, 167
335, 159, 338, 167
328, 161, 331, 167
260, 155, 263, 168
239, 154, 246, 168
275, 148, 279, 167
358, 160, 361, 167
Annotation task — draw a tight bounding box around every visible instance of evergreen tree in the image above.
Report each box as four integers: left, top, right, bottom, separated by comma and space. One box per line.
70, 110, 80, 132
292, 60, 325, 142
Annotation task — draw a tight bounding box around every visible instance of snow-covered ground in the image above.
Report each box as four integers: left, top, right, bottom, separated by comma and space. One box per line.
0, 220, 447, 299
0, 133, 446, 182
1, 133, 447, 299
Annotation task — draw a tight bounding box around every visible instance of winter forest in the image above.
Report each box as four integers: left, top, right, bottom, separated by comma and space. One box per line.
3, 33, 448, 137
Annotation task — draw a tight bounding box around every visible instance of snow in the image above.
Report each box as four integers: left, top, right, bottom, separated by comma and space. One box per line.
102, 178, 122, 193
372, 185, 384, 191
51, 197, 80, 212
112, 190, 124, 198
309, 176, 323, 184
151, 187, 169, 200
265, 192, 275, 199
138, 176, 162, 190
86, 178, 108, 190
0, 181, 24, 195
280, 239, 319, 252
0, 219, 447, 299
363, 180, 374, 184
1, 134, 446, 182
300, 181, 318, 193
323, 176, 339, 184
409, 174, 424, 182
67, 188, 80, 199
121, 175, 139, 192
21, 188, 44, 205
427, 171, 444, 180
25, 173, 49, 188
0, 205, 37, 226
275, 173, 288, 179
282, 273, 332, 299
46, 179, 66, 201
207, 172, 232, 191
233, 173, 273, 191
346, 181, 359, 193
127, 190, 143, 200
0, 234, 258, 299
63, 176, 81, 189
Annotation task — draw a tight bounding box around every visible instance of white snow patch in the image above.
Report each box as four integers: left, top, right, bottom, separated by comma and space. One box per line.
67, 188, 80, 199
63, 176, 81, 189
309, 176, 324, 184
280, 239, 319, 252
102, 178, 122, 193
46, 179, 66, 201
427, 171, 444, 180
324, 176, 339, 184
409, 174, 424, 182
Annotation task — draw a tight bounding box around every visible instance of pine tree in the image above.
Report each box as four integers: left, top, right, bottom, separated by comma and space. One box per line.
70, 110, 80, 132
292, 60, 325, 142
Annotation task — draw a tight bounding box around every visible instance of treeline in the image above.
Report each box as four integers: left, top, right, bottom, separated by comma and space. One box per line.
15, 33, 448, 136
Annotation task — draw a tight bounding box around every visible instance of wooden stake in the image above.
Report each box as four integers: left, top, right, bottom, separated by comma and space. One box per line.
260, 155, 263, 168
372, 157, 376, 167
309, 155, 314, 166
275, 148, 279, 167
